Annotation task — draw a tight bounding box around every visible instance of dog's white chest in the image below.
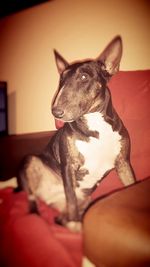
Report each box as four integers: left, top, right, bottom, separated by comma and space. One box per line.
75, 112, 121, 189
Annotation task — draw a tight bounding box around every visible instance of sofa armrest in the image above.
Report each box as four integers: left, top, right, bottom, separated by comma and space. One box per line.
83, 178, 150, 267
0, 131, 56, 180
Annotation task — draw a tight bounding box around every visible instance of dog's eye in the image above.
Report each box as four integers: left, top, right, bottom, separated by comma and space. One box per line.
80, 73, 88, 81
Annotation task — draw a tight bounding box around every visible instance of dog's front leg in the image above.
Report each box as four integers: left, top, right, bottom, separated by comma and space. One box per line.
62, 162, 82, 231
115, 157, 136, 186
59, 159, 81, 232
62, 162, 79, 220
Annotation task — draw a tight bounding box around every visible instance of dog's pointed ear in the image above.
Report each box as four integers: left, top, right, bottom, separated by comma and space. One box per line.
97, 36, 122, 76
54, 50, 69, 74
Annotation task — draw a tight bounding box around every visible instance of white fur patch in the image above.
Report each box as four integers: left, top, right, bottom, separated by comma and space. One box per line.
37, 178, 66, 212
82, 257, 96, 267
0, 177, 17, 189
66, 221, 82, 232
75, 112, 121, 189
53, 85, 64, 107
27, 156, 66, 212
26, 157, 86, 211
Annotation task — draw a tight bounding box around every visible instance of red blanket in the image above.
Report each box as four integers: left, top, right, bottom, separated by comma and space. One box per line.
0, 188, 83, 267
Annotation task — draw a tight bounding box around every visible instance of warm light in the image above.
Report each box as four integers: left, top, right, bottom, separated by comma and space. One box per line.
0, 0, 149, 134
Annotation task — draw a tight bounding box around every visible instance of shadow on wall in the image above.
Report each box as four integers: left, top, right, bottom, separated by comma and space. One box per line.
8, 91, 16, 134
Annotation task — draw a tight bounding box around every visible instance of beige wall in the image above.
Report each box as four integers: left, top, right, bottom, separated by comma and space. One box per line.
0, 0, 149, 134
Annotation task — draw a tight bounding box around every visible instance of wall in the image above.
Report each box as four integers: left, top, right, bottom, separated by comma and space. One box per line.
0, 0, 149, 134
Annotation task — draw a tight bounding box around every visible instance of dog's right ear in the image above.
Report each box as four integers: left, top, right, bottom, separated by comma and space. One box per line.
97, 36, 122, 77
54, 50, 69, 74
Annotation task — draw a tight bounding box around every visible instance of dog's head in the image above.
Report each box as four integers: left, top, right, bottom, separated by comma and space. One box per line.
52, 36, 122, 122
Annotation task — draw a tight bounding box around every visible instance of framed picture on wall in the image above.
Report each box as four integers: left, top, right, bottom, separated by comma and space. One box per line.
0, 82, 8, 136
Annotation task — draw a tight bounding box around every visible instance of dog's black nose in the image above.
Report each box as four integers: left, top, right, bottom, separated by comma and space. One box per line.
52, 107, 64, 118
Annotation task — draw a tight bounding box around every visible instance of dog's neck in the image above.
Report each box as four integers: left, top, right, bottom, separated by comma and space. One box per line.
68, 113, 101, 139
67, 99, 124, 139
67, 88, 112, 138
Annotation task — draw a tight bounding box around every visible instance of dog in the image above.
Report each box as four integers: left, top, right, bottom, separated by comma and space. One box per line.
18, 36, 135, 231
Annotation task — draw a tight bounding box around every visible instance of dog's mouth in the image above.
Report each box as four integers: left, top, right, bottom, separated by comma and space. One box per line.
52, 106, 76, 127
54, 118, 75, 129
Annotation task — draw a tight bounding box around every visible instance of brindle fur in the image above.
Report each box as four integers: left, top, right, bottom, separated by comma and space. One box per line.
18, 36, 135, 231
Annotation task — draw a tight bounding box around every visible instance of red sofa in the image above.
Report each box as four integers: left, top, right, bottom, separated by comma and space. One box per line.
0, 70, 150, 267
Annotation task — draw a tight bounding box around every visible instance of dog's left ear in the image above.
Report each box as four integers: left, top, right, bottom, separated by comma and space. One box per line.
97, 36, 122, 76
54, 50, 69, 74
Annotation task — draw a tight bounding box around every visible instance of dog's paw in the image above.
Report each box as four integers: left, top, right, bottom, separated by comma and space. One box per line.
55, 215, 82, 232
66, 221, 82, 232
